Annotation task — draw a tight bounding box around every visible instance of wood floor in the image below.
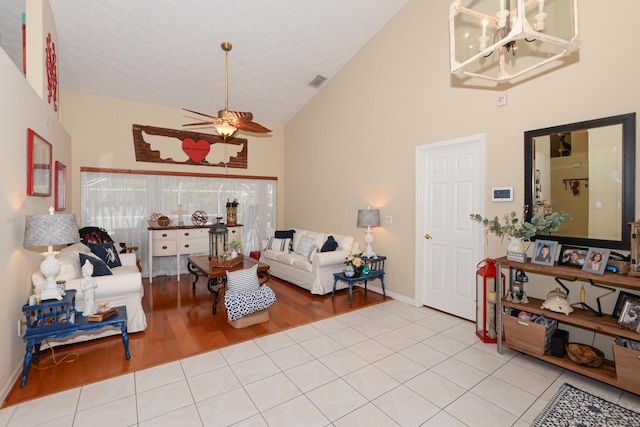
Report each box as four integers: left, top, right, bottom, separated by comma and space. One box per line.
3, 274, 387, 408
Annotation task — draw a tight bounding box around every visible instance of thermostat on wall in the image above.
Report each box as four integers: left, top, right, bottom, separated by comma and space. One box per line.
492, 187, 514, 201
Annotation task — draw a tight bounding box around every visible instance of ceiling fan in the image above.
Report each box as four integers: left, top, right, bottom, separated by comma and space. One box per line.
183, 42, 271, 138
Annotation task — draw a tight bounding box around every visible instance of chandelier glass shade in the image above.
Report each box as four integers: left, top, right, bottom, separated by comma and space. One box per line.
449, 0, 580, 83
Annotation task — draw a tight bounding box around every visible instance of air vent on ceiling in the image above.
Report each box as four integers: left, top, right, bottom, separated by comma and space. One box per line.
308, 75, 327, 89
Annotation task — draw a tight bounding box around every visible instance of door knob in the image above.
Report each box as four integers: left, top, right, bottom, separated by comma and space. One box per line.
424, 234, 432, 239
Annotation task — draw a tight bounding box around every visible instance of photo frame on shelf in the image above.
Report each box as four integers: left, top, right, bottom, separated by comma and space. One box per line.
54, 161, 66, 211
531, 240, 558, 266
582, 248, 610, 275
618, 299, 640, 330
612, 290, 640, 318
558, 245, 589, 268
27, 129, 52, 196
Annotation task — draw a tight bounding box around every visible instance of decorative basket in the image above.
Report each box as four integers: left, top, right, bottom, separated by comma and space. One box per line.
148, 219, 173, 228
210, 254, 244, 268
566, 343, 604, 367
608, 260, 631, 274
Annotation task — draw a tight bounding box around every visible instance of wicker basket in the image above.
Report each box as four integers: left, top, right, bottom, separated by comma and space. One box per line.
566, 343, 604, 367
210, 254, 244, 268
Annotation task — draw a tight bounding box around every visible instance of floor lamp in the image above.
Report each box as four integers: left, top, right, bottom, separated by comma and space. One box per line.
357, 208, 381, 258
24, 208, 79, 300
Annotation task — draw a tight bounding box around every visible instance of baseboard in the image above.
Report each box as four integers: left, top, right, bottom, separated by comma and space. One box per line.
1, 362, 22, 407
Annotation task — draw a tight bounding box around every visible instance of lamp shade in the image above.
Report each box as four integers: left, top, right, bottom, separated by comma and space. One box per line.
357, 209, 381, 228
24, 213, 79, 248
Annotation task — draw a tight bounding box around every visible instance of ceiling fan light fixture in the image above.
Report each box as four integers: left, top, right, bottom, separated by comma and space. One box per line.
214, 121, 238, 138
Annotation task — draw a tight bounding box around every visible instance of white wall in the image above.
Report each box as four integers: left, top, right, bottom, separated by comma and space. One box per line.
0, 48, 71, 401
285, 0, 640, 300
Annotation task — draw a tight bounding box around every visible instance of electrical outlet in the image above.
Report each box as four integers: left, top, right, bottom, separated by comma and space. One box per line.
18, 318, 26, 337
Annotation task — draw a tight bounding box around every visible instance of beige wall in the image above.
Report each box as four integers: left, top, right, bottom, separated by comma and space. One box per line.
0, 48, 71, 399
285, 0, 640, 301
58, 90, 286, 228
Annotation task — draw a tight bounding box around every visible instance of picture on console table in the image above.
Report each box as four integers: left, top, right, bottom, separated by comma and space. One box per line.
531, 240, 558, 266
558, 245, 588, 268
612, 290, 640, 319
618, 299, 640, 330
582, 248, 610, 275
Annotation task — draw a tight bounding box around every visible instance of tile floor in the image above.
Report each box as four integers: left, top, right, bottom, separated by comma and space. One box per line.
2, 299, 640, 427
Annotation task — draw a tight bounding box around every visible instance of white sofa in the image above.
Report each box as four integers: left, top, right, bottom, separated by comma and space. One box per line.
260, 228, 355, 295
31, 242, 147, 345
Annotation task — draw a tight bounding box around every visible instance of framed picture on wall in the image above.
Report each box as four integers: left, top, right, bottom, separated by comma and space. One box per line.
531, 240, 558, 266
27, 129, 52, 196
582, 248, 610, 275
558, 245, 589, 268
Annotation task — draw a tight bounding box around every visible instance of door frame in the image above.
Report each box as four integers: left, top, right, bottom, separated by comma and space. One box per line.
414, 134, 486, 308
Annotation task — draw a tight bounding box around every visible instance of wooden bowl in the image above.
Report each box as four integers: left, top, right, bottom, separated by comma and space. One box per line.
566, 343, 604, 367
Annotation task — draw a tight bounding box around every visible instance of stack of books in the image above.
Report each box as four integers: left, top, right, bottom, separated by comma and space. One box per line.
88, 308, 118, 322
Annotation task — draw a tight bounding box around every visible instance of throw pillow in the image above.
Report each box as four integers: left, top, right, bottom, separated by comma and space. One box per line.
274, 229, 295, 251
79, 253, 113, 276
320, 235, 339, 252
295, 235, 316, 258
226, 264, 260, 294
266, 237, 291, 252
88, 242, 122, 268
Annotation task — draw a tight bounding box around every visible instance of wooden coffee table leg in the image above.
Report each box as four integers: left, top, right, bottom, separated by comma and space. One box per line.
207, 277, 225, 315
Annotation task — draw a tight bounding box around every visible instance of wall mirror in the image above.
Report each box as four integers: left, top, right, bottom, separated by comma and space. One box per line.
27, 129, 52, 197
524, 113, 636, 250
55, 161, 66, 211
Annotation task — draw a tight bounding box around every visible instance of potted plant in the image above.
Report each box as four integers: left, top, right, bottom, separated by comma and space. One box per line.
470, 208, 571, 261
226, 240, 243, 258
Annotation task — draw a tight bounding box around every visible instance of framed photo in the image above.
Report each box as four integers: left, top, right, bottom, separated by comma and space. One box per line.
618, 299, 640, 330
531, 240, 558, 266
612, 290, 640, 318
27, 129, 52, 196
558, 245, 589, 268
582, 248, 610, 275
54, 161, 66, 211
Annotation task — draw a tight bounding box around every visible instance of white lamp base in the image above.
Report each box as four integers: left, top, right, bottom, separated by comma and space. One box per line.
40, 251, 63, 301
362, 229, 376, 258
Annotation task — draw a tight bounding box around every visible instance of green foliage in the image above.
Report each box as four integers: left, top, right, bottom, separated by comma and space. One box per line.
225, 240, 243, 251
470, 208, 571, 241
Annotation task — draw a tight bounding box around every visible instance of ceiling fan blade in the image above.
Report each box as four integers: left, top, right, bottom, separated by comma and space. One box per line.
183, 121, 216, 127
235, 119, 272, 133
182, 108, 221, 120
225, 111, 255, 122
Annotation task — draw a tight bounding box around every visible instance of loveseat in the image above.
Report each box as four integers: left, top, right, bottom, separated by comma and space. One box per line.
260, 228, 355, 295
31, 242, 147, 345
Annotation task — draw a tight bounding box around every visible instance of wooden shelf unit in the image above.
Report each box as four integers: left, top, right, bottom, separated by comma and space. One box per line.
496, 257, 640, 395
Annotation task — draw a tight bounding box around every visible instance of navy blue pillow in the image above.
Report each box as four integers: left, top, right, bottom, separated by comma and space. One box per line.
321, 235, 338, 252
79, 253, 113, 276
88, 242, 122, 268
275, 229, 295, 251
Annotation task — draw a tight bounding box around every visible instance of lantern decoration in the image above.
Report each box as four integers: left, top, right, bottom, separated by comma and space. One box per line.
476, 258, 505, 343
209, 217, 228, 259
226, 199, 238, 226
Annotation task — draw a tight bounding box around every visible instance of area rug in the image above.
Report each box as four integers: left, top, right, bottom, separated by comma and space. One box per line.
532, 383, 640, 427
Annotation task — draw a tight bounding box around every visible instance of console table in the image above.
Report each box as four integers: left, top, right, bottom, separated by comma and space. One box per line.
148, 224, 243, 282
496, 257, 640, 395
21, 290, 130, 387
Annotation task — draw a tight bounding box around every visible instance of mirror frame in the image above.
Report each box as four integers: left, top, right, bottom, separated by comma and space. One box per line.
524, 113, 636, 250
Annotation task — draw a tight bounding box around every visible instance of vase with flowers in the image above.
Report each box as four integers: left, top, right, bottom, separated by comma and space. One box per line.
344, 253, 366, 277
470, 208, 571, 262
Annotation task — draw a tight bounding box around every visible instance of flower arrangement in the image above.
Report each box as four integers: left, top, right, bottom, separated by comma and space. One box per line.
225, 240, 243, 252
470, 208, 571, 241
345, 253, 366, 268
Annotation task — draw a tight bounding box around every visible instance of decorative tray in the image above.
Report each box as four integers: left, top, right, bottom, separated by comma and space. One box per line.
210, 254, 244, 268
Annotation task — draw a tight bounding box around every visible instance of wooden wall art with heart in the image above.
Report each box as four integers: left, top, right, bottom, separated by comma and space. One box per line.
132, 124, 247, 168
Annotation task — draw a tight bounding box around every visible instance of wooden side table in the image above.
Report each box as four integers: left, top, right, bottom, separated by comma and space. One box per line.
332, 256, 386, 307
21, 290, 130, 387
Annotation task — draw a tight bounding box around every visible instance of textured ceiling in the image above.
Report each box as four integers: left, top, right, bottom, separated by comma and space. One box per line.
0, 0, 409, 126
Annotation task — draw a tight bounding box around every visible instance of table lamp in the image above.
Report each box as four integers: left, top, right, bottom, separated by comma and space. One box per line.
24, 207, 79, 300
357, 208, 381, 257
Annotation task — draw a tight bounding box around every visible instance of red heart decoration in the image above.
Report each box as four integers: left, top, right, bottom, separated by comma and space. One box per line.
182, 138, 210, 163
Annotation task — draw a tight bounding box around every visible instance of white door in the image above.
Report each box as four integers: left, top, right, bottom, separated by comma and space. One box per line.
415, 135, 484, 320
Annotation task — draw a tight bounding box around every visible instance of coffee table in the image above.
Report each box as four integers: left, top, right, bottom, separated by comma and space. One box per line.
186, 255, 271, 315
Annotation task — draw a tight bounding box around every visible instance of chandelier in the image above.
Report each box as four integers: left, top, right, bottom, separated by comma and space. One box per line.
449, 0, 580, 83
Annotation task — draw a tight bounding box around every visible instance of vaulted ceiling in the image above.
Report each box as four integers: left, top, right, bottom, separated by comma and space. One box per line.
0, 0, 409, 126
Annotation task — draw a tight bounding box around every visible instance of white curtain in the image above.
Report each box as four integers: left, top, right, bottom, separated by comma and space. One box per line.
81, 170, 276, 279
